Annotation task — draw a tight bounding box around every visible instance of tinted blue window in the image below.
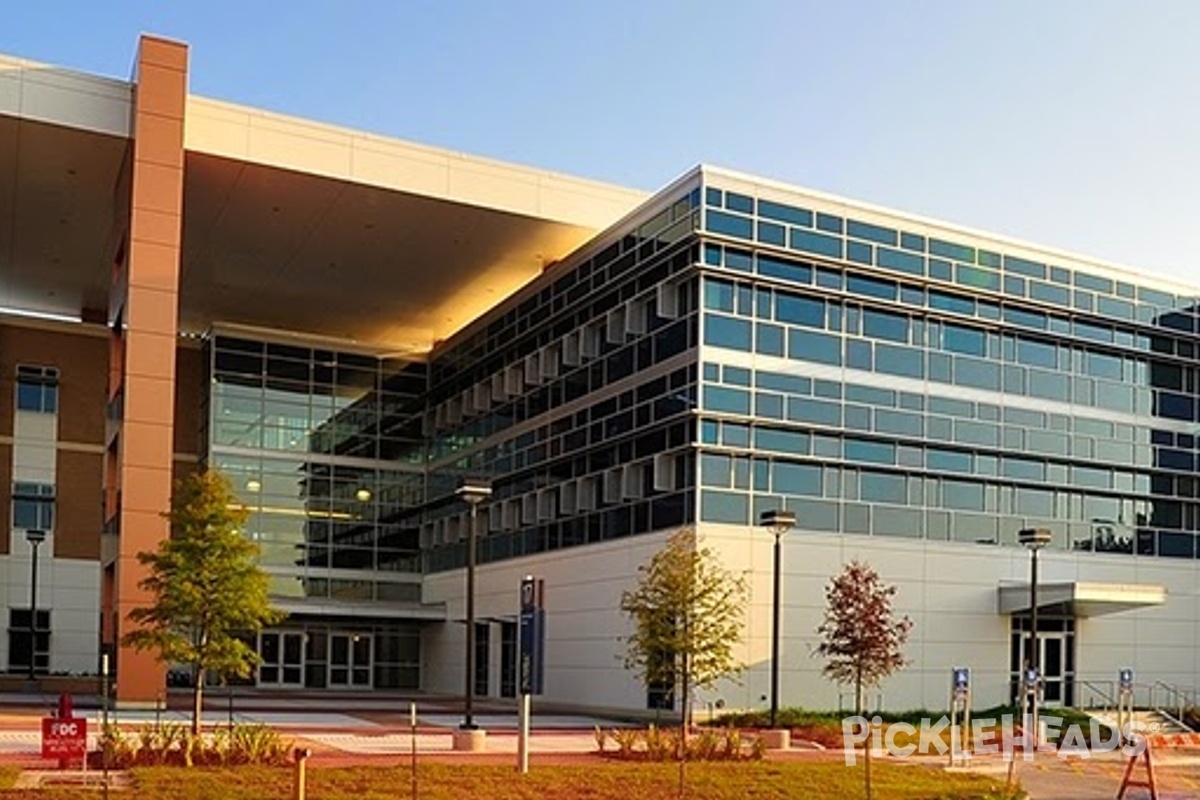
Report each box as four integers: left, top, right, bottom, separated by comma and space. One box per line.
1086, 352, 1122, 380
1097, 296, 1135, 320
705, 188, 722, 206
1003, 256, 1045, 279
929, 290, 975, 315
978, 250, 1001, 268
845, 438, 895, 465
726, 249, 753, 273
704, 315, 753, 351
702, 385, 751, 415
847, 274, 897, 301
942, 480, 984, 511
787, 397, 841, 426
707, 210, 753, 240
1030, 281, 1070, 306
878, 247, 925, 276
1049, 266, 1070, 284
723, 423, 751, 447
755, 393, 784, 419
1074, 320, 1114, 343
875, 344, 925, 378
701, 453, 731, 486
929, 259, 953, 281
1003, 307, 1047, 330
875, 409, 923, 437
757, 255, 812, 285
726, 192, 754, 214
1159, 392, 1196, 422
900, 232, 925, 252
927, 448, 971, 473
816, 268, 843, 290
756, 323, 785, 356
1003, 275, 1026, 297
1074, 272, 1112, 293
861, 472, 906, 504
788, 329, 842, 365
847, 220, 897, 246
703, 243, 722, 265
929, 239, 975, 262
700, 490, 748, 524
758, 200, 812, 227
790, 229, 843, 259
928, 352, 951, 383
704, 279, 735, 311
956, 264, 1000, 291
724, 366, 751, 386
847, 240, 872, 265
863, 309, 909, 343
775, 294, 825, 328
772, 462, 822, 495
755, 428, 810, 455
943, 323, 986, 356
757, 221, 786, 246
846, 339, 873, 370
1016, 338, 1057, 368
816, 213, 843, 234
756, 372, 811, 394
954, 357, 1001, 390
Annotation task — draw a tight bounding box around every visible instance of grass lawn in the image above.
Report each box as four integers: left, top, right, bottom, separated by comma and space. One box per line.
0, 762, 1017, 799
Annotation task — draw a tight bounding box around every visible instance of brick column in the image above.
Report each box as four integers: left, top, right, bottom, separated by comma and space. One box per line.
104, 35, 188, 706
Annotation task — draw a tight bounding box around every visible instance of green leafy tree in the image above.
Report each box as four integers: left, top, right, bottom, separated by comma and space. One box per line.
122, 469, 285, 735
620, 528, 748, 731
815, 561, 912, 800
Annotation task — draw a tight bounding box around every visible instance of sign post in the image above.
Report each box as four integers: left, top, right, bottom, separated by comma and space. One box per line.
1118, 668, 1135, 742
948, 667, 971, 766
517, 575, 545, 774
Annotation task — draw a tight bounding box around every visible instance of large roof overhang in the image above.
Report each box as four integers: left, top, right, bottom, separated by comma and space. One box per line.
0, 52, 647, 353
998, 581, 1166, 618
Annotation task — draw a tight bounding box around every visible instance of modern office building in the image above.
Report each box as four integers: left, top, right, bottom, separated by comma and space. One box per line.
2, 35, 1198, 714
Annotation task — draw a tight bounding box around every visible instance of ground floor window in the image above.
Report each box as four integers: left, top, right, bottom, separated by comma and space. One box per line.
1009, 615, 1075, 706
8, 609, 50, 674
474, 622, 490, 697
255, 622, 419, 690
499, 621, 516, 698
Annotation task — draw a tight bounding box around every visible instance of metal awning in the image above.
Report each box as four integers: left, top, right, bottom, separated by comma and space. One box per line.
998, 581, 1166, 617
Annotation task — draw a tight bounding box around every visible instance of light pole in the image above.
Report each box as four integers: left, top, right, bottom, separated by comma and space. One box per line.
1018, 527, 1052, 746
25, 529, 46, 681
456, 479, 492, 730
760, 509, 795, 729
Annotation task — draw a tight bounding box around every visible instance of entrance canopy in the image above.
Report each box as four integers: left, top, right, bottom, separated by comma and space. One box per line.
998, 581, 1166, 618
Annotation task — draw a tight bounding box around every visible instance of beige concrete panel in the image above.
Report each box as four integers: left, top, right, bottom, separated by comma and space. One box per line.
447, 160, 540, 214
13, 67, 133, 137
119, 464, 172, 517
124, 287, 178, 335
127, 240, 184, 293
247, 124, 352, 179
0, 68, 18, 116
349, 143, 450, 196
130, 161, 184, 215
0, 452, 10, 555
122, 374, 176, 427
118, 422, 173, 473
183, 98, 250, 156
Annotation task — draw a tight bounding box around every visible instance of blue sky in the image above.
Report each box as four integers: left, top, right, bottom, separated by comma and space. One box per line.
5, 1, 1199, 286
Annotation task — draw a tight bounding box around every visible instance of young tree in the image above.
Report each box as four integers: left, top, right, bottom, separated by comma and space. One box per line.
816, 560, 911, 712
620, 528, 748, 731
816, 561, 912, 800
122, 469, 285, 735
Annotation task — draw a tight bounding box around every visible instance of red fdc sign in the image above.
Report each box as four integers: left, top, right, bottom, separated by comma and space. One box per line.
41, 717, 87, 759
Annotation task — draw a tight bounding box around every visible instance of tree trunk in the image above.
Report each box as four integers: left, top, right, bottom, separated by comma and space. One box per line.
192, 667, 205, 737
858, 671, 872, 800
678, 655, 690, 799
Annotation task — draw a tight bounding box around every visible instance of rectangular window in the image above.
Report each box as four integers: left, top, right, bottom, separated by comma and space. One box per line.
7, 609, 50, 675
707, 210, 753, 240
758, 200, 812, 227
790, 229, 843, 259
12, 483, 54, 531
775, 294, 825, 328
862, 309, 909, 343
15, 366, 59, 414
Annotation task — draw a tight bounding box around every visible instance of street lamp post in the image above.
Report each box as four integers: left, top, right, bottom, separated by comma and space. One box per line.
759, 510, 795, 729
1018, 527, 1052, 747
456, 480, 492, 730
25, 529, 47, 682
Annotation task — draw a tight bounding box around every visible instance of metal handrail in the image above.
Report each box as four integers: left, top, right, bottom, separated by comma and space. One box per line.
1151, 681, 1196, 730
1076, 679, 1115, 717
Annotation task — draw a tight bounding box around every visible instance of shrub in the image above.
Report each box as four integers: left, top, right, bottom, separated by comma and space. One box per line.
601, 726, 761, 762
89, 721, 290, 769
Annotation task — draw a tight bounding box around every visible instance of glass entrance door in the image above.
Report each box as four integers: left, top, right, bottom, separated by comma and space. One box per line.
258, 631, 304, 688
329, 633, 372, 688
1010, 618, 1075, 706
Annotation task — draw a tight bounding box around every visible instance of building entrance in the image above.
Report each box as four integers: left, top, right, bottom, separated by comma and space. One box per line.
258, 631, 304, 688
329, 633, 372, 689
1009, 616, 1075, 706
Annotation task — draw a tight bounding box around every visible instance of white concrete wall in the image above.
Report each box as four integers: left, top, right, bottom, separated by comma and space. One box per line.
422, 523, 1200, 716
